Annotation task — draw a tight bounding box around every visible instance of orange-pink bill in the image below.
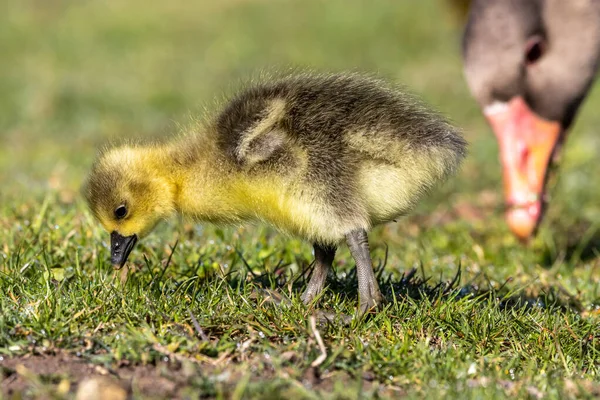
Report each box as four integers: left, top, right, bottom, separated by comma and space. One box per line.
484, 97, 562, 240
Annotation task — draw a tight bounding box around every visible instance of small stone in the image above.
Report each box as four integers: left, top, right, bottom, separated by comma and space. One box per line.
76, 378, 127, 400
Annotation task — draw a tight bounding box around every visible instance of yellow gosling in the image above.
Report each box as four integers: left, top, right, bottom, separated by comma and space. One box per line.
83, 72, 467, 315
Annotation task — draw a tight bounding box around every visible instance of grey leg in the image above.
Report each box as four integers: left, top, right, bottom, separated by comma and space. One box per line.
345, 229, 384, 315
301, 243, 336, 304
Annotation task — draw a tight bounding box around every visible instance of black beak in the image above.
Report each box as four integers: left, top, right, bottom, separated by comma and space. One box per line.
110, 231, 138, 269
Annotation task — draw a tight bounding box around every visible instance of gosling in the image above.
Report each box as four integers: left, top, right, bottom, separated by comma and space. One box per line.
83, 72, 467, 315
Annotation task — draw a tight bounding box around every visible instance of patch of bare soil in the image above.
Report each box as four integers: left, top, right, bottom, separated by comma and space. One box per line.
1, 353, 184, 399
1, 352, 395, 399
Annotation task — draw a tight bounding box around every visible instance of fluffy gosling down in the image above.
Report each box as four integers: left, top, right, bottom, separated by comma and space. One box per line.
84, 72, 467, 315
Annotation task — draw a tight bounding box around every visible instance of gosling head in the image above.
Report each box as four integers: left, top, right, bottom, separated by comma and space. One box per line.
83, 146, 176, 268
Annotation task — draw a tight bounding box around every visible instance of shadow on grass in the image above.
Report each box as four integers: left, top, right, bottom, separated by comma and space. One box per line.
233, 249, 583, 316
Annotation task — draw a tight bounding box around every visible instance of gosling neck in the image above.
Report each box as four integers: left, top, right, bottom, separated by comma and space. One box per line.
161, 139, 244, 223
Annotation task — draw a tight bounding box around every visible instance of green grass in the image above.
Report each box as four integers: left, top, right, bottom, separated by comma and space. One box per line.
2, 0, 600, 398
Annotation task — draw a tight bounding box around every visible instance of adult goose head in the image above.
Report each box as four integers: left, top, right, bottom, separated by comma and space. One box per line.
462, 0, 600, 239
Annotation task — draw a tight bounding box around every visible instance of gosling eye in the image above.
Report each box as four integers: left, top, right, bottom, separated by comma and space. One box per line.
114, 205, 128, 220
525, 35, 546, 66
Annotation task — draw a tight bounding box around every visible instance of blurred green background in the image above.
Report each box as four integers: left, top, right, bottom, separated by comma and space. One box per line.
2, 0, 482, 195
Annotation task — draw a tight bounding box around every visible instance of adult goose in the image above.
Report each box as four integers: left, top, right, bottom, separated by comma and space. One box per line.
462, 0, 600, 239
